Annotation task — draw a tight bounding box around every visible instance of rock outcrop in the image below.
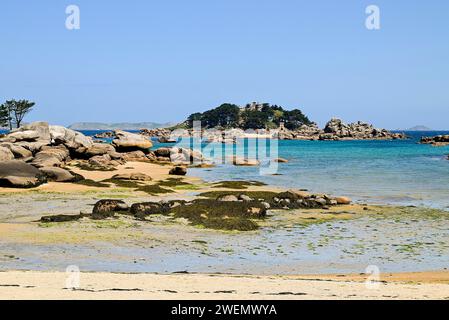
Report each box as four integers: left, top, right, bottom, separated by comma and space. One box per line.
0, 122, 161, 188
150, 147, 205, 165
40, 167, 77, 182
420, 135, 449, 146
169, 166, 187, 176
112, 130, 153, 152
0, 160, 46, 188
0, 146, 15, 161
276, 119, 405, 141
139, 128, 171, 137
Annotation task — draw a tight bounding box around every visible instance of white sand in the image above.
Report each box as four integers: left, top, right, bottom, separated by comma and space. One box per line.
1, 271, 448, 300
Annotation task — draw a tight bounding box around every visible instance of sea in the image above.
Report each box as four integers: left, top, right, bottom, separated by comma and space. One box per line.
2, 129, 449, 209
1, 129, 448, 274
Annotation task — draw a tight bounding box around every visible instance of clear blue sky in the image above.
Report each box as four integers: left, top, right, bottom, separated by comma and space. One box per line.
1, 0, 448, 129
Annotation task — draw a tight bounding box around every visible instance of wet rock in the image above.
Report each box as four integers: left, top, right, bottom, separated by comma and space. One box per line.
274, 158, 289, 163
246, 206, 266, 217
231, 156, 260, 166
0, 160, 46, 188
92, 199, 129, 214
130, 202, 165, 218
40, 214, 83, 223
158, 136, 176, 143
420, 135, 449, 146
154, 147, 171, 157
169, 166, 187, 176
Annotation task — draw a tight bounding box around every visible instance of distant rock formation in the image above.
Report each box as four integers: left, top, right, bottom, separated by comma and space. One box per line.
276, 118, 406, 141
139, 128, 172, 137
68, 122, 175, 131
407, 125, 433, 131
420, 135, 449, 146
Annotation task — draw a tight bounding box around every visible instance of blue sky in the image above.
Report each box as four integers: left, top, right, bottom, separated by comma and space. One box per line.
1, 0, 448, 129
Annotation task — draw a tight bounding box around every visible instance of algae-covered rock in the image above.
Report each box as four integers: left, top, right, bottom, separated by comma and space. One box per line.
92, 199, 129, 214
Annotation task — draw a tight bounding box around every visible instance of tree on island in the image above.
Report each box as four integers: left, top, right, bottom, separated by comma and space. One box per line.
189, 103, 241, 129
0, 99, 35, 130
185, 102, 312, 130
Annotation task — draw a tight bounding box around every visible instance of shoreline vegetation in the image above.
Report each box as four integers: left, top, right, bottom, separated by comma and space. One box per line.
0, 115, 448, 299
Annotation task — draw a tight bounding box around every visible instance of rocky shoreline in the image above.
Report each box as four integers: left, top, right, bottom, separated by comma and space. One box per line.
0, 122, 363, 232
0, 122, 210, 188
92, 118, 406, 142
420, 135, 449, 147
277, 118, 406, 140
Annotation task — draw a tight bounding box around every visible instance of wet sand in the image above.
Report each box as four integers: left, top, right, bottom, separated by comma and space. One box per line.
1, 270, 448, 300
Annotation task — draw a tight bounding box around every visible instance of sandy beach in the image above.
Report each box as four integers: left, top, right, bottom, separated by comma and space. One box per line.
1, 270, 448, 300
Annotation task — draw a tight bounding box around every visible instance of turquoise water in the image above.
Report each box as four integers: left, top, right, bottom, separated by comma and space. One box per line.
185, 131, 449, 209
66, 130, 449, 209
3, 129, 448, 209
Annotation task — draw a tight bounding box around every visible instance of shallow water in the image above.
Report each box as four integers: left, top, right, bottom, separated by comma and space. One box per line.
1, 209, 448, 275
1, 130, 448, 274
184, 131, 449, 209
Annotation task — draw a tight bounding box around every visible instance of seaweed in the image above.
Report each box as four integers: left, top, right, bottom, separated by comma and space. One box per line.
40, 214, 83, 223
158, 178, 191, 187
136, 184, 174, 195
168, 198, 265, 231
102, 178, 143, 189
211, 180, 267, 190
74, 179, 111, 188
